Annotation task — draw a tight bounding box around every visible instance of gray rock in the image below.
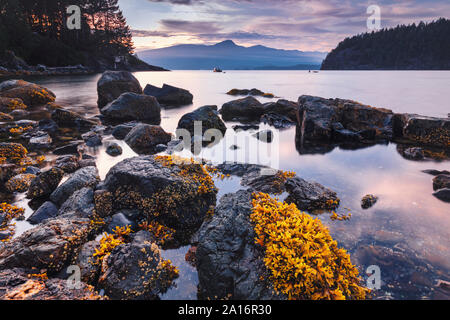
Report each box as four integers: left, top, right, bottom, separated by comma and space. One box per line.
27, 201, 59, 225
433, 174, 450, 191
24, 166, 41, 175
82, 131, 102, 147
58, 187, 95, 218
124, 124, 171, 154
101, 93, 161, 124
27, 167, 64, 199
220, 96, 265, 122
112, 122, 138, 140
29, 131, 52, 149
433, 188, 450, 202
285, 177, 340, 211
97, 71, 142, 108
50, 167, 100, 206
98, 231, 177, 300
144, 83, 193, 107
75, 241, 101, 285
51, 108, 97, 132
196, 190, 279, 300
106, 142, 123, 156
54, 155, 80, 173
177, 105, 226, 137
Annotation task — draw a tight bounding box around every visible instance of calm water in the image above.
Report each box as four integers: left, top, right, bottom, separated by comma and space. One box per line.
13, 71, 450, 300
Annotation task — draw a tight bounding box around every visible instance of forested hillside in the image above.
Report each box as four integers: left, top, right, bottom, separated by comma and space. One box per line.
0, 0, 163, 71
321, 18, 450, 70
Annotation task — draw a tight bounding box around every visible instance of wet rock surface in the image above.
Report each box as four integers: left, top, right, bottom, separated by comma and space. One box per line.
144, 83, 193, 107
27, 167, 64, 200
124, 124, 171, 154
361, 194, 378, 209
0, 80, 55, 106
196, 190, 278, 300
101, 92, 161, 124
177, 105, 226, 137
27, 201, 59, 225
98, 231, 178, 300
220, 96, 265, 122
97, 71, 142, 108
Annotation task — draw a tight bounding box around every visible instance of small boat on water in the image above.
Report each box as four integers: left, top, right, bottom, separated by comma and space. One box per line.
213, 67, 223, 73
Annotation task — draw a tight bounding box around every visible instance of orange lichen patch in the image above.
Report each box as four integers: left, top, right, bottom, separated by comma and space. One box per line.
5, 173, 36, 193
0, 143, 28, 163
9, 126, 33, 135
330, 211, 352, 221
31, 88, 56, 104
0, 203, 25, 227
325, 199, 341, 210
4, 280, 46, 300
251, 192, 367, 300
139, 221, 175, 246
5, 98, 27, 111
28, 273, 49, 281
205, 165, 231, 181
93, 226, 132, 264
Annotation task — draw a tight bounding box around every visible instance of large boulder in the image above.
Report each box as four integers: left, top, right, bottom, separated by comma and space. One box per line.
98, 231, 178, 300
196, 190, 278, 300
177, 105, 226, 137
393, 113, 450, 148
285, 177, 340, 212
263, 99, 298, 122
0, 80, 55, 106
27, 167, 64, 199
50, 167, 99, 206
296, 95, 394, 143
0, 216, 92, 272
144, 84, 193, 107
103, 156, 217, 243
101, 93, 161, 124
220, 96, 265, 122
124, 124, 171, 154
97, 71, 142, 108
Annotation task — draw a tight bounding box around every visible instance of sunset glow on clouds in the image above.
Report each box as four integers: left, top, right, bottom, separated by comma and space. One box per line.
119, 0, 450, 51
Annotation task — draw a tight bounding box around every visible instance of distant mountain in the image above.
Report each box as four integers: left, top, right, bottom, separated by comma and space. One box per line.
137, 40, 327, 70
321, 18, 450, 70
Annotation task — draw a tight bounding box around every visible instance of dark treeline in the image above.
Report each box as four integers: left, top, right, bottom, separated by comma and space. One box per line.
0, 0, 137, 68
321, 18, 450, 70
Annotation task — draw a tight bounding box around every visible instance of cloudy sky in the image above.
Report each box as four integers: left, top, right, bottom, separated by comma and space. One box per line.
119, 0, 450, 52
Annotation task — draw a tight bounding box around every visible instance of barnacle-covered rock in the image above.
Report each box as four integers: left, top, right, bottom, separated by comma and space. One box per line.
196, 190, 280, 300
50, 167, 100, 206
98, 231, 178, 300
103, 155, 217, 243
124, 124, 171, 154
0, 80, 55, 106
51, 108, 97, 132
0, 216, 92, 272
5, 173, 36, 193
0, 96, 27, 113
0, 268, 103, 300
105, 142, 123, 157
0, 142, 28, 164
284, 177, 340, 212
241, 169, 295, 195
432, 174, 450, 191
393, 113, 450, 148
75, 241, 101, 285
54, 155, 80, 173
101, 92, 161, 124
27, 167, 64, 199
81, 131, 102, 147
97, 71, 142, 108
361, 194, 378, 209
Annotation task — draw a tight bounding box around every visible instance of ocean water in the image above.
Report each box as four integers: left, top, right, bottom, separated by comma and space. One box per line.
11, 70, 450, 300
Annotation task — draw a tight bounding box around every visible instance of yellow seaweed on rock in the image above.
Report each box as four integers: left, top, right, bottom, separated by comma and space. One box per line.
251, 192, 368, 300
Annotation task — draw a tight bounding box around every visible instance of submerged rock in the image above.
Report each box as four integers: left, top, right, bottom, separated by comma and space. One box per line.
97, 71, 142, 108
54, 155, 80, 173
98, 231, 178, 300
124, 124, 171, 154
27, 167, 64, 199
361, 194, 378, 209
196, 190, 278, 300
81, 131, 102, 147
112, 122, 138, 140
177, 105, 226, 137
106, 142, 123, 157
227, 88, 275, 98
144, 83, 193, 107
220, 96, 265, 122
422, 169, 450, 176
433, 188, 450, 203
51, 108, 97, 132
101, 93, 161, 124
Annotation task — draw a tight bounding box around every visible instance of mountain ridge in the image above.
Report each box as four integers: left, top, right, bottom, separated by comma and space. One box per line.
137, 40, 327, 70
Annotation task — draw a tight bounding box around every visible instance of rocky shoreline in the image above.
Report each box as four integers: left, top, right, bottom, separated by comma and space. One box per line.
0, 71, 449, 300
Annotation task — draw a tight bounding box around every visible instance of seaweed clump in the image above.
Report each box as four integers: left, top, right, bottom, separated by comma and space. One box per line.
93, 226, 132, 264
251, 192, 367, 300
0, 203, 26, 242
